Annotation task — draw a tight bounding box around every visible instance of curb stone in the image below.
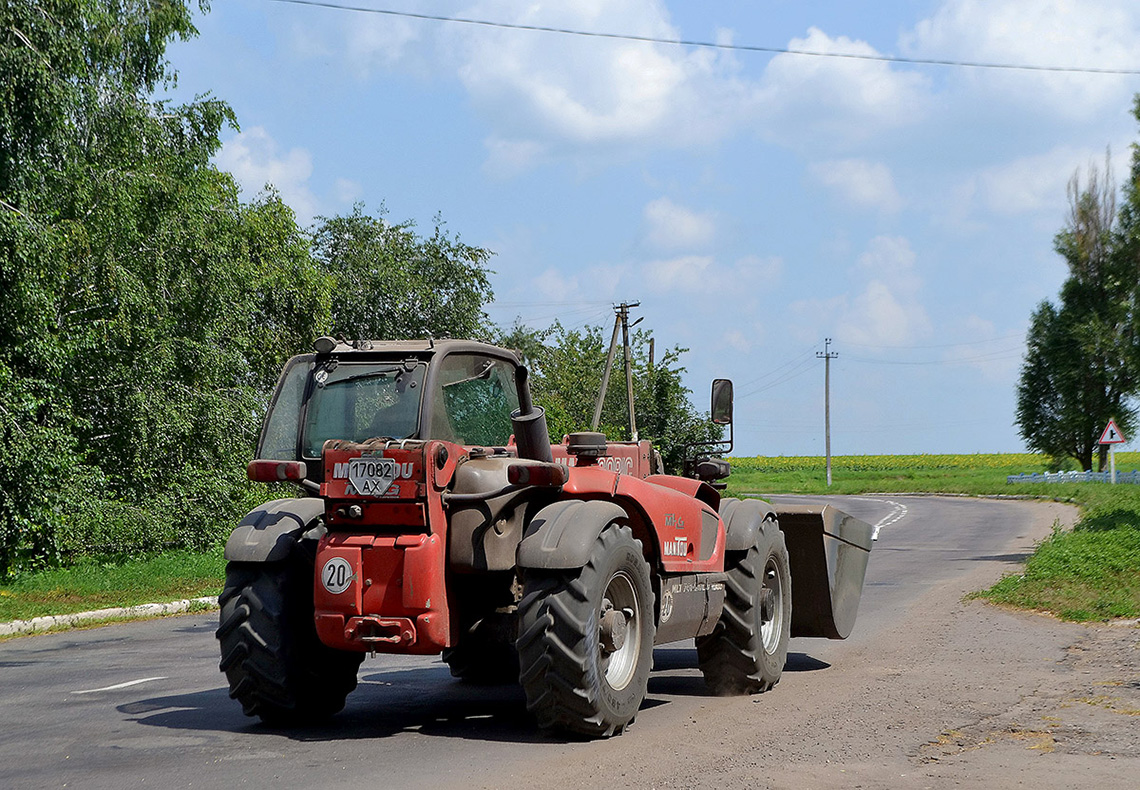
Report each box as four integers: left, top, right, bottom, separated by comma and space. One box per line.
0, 596, 219, 637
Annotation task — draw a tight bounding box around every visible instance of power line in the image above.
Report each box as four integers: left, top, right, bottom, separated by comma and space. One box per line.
737, 356, 819, 399
735, 341, 823, 390
487, 300, 613, 308
267, 0, 1140, 76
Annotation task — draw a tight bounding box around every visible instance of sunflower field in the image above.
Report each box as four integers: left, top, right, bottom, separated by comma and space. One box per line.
727, 453, 1048, 474
723, 452, 1140, 497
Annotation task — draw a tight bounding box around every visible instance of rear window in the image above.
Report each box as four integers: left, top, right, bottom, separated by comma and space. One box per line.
300, 362, 426, 457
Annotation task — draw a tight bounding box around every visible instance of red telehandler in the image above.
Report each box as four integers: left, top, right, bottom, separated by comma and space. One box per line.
218, 337, 872, 737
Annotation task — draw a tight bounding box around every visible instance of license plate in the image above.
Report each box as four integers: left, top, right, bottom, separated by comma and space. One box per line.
347, 457, 398, 496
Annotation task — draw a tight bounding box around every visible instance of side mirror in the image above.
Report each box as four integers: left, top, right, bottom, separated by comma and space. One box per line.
711, 379, 733, 425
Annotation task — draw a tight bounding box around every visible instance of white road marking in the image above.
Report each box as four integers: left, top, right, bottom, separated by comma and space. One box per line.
852, 497, 908, 541
746, 492, 909, 541
72, 677, 167, 695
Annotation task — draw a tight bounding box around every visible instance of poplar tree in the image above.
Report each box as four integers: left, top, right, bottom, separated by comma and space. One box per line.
1017, 137, 1138, 470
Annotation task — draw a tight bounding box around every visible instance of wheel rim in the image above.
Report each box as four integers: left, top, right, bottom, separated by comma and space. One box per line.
760, 555, 785, 655
598, 570, 641, 690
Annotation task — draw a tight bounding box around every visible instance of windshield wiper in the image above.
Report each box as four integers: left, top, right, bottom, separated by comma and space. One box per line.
318, 366, 402, 388
442, 360, 494, 388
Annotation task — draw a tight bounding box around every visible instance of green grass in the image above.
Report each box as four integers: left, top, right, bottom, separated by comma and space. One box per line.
727, 453, 1140, 622
973, 525, 1140, 620
0, 545, 226, 623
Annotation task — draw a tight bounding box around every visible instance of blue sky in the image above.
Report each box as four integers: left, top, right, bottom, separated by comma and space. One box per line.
165, 0, 1140, 457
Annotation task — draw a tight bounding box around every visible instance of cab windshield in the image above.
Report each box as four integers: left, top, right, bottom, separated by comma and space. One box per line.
301, 361, 426, 457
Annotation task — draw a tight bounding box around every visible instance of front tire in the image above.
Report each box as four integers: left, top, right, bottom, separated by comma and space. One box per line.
516, 523, 655, 737
696, 517, 791, 695
216, 540, 363, 724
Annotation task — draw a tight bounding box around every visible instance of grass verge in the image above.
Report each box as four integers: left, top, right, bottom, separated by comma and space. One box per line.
970, 524, 1140, 620
726, 453, 1140, 622
0, 545, 225, 623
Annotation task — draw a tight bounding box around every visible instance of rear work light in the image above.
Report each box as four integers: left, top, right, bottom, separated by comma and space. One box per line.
507, 462, 568, 488
248, 460, 308, 482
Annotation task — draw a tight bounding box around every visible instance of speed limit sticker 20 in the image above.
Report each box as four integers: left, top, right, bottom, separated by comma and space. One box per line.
321, 557, 355, 594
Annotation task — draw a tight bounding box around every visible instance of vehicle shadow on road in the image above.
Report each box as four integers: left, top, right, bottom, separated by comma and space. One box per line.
964, 551, 1034, 563
118, 648, 833, 744
116, 664, 553, 744
647, 647, 830, 697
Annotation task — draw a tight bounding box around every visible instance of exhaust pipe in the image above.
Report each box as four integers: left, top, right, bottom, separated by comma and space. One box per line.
511, 365, 553, 463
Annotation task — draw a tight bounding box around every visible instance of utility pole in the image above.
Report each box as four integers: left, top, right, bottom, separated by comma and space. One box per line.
621, 303, 642, 441
592, 301, 640, 440
593, 315, 621, 431
817, 338, 837, 486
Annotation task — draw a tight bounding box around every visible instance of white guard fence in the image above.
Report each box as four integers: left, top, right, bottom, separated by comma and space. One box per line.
1007, 470, 1140, 485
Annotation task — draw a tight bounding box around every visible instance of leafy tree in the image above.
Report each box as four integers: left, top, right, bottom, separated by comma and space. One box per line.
497, 320, 722, 473
0, 1, 329, 575
0, 3, 501, 576
311, 205, 494, 341
1017, 152, 1137, 470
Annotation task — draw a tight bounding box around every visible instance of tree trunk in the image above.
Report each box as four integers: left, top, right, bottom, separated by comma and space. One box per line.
1077, 447, 1094, 471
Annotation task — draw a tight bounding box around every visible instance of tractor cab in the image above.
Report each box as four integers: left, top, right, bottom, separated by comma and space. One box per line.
251, 338, 524, 488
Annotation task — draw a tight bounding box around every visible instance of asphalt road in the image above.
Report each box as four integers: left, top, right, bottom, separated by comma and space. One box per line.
1, 496, 1136, 789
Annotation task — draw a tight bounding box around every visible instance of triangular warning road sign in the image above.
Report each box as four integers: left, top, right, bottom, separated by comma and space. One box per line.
1099, 419, 1126, 445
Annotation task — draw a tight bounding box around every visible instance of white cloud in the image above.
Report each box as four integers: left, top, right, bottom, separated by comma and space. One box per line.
941, 316, 1025, 382
971, 144, 1129, 216
342, 14, 422, 77
841, 280, 930, 347
288, 6, 424, 79
642, 197, 716, 250
842, 236, 929, 345
903, 0, 1139, 118
215, 127, 318, 222
725, 326, 752, 351
300, 5, 936, 169
789, 236, 929, 347
529, 263, 622, 304
755, 27, 931, 150
643, 255, 715, 294
334, 178, 363, 204
483, 137, 548, 179
449, 0, 754, 169
809, 159, 903, 213
214, 128, 369, 223
641, 252, 782, 297
533, 268, 581, 302
856, 235, 918, 280
735, 254, 783, 284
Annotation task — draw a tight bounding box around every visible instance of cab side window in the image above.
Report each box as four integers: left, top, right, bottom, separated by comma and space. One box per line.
432, 354, 520, 446
258, 357, 310, 460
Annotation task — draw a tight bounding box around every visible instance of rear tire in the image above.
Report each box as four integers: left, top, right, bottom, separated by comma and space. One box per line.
696, 517, 791, 695
216, 540, 363, 724
516, 523, 655, 737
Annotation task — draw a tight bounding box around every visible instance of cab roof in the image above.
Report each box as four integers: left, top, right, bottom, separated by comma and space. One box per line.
314, 337, 520, 361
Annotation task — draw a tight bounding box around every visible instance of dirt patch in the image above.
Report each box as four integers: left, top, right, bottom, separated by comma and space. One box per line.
918, 621, 1140, 765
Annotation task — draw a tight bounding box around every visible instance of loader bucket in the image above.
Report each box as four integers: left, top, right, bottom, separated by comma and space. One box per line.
775, 504, 873, 640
